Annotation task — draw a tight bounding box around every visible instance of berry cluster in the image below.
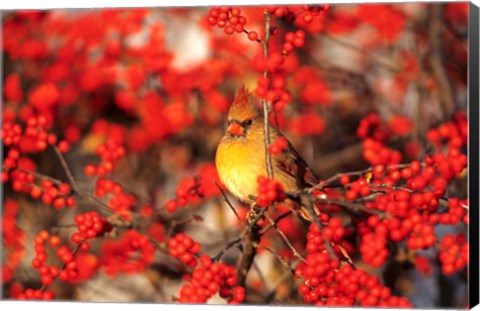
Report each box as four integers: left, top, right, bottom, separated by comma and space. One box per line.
1, 122, 22, 147
427, 112, 467, 149
71, 211, 113, 250
166, 178, 203, 212
267, 5, 330, 24
256, 72, 292, 111
14, 288, 55, 300
424, 148, 467, 182
362, 138, 402, 166
178, 254, 245, 304
2, 199, 26, 284
2, 116, 70, 154
305, 218, 345, 255
94, 178, 137, 220
2, 148, 20, 170
165, 164, 220, 212
344, 177, 371, 201
207, 7, 251, 38
268, 136, 288, 155
356, 113, 390, 142
168, 233, 202, 268
84, 139, 126, 177
8, 170, 76, 209
256, 176, 286, 207
406, 222, 436, 249
300, 5, 331, 23
100, 230, 155, 276
31, 231, 79, 286
438, 234, 468, 275
297, 254, 411, 307
283, 30, 306, 54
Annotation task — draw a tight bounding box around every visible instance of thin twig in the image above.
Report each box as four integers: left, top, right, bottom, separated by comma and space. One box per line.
304, 196, 336, 259
320, 33, 401, 72
211, 208, 267, 262
259, 210, 292, 235
215, 180, 244, 225
252, 261, 269, 292
51, 146, 80, 193
4, 166, 64, 186
262, 10, 274, 178
264, 213, 307, 262
253, 243, 308, 284
299, 163, 412, 194
314, 197, 389, 218
39, 243, 82, 292
369, 183, 469, 210
428, 4, 455, 118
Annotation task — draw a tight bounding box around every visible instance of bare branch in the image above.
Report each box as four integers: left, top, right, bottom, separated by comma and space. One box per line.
252, 243, 308, 284
428, 4, 455, 118
51, 146, 80, 193
262, 10, 274, 179
215, 180, 244, 225
264, 213, 307, 263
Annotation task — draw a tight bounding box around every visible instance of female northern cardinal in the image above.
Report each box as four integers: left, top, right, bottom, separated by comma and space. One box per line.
216, 86, 319, 210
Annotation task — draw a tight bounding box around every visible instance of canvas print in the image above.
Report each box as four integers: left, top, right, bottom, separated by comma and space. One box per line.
1, 2, 476, 309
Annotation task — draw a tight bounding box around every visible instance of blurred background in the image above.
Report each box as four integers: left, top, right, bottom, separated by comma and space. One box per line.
1, 2, 469, 307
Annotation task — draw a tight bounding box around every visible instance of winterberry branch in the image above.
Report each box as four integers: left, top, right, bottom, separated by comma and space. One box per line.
262, 9, 274, 179
304, 197, 337, 259
320, 34, 401, 72
428, 4, 455, 118
259, 210, 292, 235
264, 212, 307, 262
314, 197, 389, 218
4, 166, 63, 186
39, 242, 82, 292
215, 180, 245, 225
304, 163, 412, 193
51, 145, 80, 193
252, 243, 308, 284
211, 207, 267, 262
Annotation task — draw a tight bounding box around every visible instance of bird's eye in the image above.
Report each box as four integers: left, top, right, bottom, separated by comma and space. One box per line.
243, 119, 253, 126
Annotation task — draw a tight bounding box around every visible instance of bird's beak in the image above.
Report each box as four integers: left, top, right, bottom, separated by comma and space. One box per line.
227, 122, 244, 136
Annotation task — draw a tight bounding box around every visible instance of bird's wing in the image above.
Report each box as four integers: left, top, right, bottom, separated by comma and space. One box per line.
273, 134, 319, 188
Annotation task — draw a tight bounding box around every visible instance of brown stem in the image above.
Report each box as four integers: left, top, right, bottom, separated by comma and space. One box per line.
320, 34, 401, 72
215, 180, 244, 225
262, 10, 274, 179
303, 163, 412, 194
51, 146, 80, 193
212, 208, 267, 262
428, 4, 455, 118
253, 243, 308, 285
39, 242, 82, 292
304, 201, 336, 259
314, 197, 389, 218
259, 210, 292, 235
237, 225, 260, 287
264, 213, 306, 262
4, 166, 63, 186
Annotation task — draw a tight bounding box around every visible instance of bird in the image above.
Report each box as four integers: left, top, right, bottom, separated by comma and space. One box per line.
215, 86, 319, 217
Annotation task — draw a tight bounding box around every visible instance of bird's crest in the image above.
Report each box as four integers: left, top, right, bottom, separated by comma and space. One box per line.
228, 86, 260, 121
